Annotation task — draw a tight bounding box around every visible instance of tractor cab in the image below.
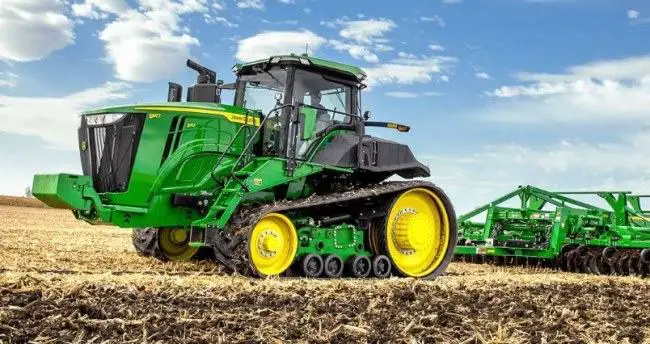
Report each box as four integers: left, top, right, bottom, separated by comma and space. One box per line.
231, 54, 366, 159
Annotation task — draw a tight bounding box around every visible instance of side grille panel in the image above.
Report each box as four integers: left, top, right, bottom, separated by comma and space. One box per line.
79, 113, 146, 193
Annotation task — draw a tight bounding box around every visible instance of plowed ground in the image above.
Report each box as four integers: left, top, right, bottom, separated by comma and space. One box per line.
1, 203, 649, 344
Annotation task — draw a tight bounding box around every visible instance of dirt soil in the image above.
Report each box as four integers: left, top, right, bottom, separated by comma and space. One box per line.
0, 196, 47, 208
1, 204, 649, 344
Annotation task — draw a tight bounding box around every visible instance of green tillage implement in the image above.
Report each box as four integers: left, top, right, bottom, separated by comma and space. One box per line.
455, 185, 650, 276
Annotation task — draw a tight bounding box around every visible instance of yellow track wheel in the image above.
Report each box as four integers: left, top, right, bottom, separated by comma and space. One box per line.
248, 213, 298, 277
383, 187, 455, 279
157, 228, 199, 261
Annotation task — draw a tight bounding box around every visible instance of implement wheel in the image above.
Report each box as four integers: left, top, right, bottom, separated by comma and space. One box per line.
374, 187, 457, 279
247, 213, 298, 277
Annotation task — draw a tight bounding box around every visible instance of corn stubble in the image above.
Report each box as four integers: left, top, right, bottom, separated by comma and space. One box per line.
1, 203, 650, 344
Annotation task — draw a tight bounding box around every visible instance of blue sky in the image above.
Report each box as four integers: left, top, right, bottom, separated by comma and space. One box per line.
1, 0, 650, 212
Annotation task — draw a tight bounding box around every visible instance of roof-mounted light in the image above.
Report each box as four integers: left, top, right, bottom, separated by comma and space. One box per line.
270, 57, 281, 63
299, 57, 310, 65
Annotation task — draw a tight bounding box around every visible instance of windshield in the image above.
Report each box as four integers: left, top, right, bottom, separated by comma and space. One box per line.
238, 66, 288, 115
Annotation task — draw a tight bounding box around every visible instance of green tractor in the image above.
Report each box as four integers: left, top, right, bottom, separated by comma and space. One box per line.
32, 55, 456, 279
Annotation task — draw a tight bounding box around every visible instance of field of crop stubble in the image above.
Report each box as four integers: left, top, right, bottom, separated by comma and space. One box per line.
1, 196, 649, 344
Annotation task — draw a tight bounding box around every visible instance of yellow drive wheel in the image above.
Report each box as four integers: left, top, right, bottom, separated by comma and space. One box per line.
381, 187, 456, 279
248, 213, 298, 277
157, 228, 199, 261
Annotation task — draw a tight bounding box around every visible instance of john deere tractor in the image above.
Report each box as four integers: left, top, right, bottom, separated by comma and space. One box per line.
32, 55, 457, 279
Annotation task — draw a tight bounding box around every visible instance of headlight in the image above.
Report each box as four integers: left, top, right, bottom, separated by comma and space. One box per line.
84, 113, 125, 126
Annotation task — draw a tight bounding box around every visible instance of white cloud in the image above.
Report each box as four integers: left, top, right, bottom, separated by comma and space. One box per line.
261, 19, 298, 25
322, 17, 397, 61
236, 30, 326, 61
204, 14, 238, 27
237, 0, 264, 9
338, 18, 396, 44
374, 44, 394, 52
429, 44, 445, 51
627, 10, 640, 19
0, 0, 75, 62
385, 91, 418, 98
97, 0, 209, 82
364, 54, 456, 86
303, 8, 311, 13
420, 15, 445, 27
475, 72, 491, 80
329, 40, 378, 63
72, 0, 129, 19
278, 0, 294, 3
0, 82, 131, 149
0, 71, 18, 88
385, 91, 441, 98
484, 55, 650, 124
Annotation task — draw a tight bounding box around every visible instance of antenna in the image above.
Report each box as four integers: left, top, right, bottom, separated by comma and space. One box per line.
305, 43, 309, 55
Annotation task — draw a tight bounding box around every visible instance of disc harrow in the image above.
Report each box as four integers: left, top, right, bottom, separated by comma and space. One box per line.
455, 186, 650, 277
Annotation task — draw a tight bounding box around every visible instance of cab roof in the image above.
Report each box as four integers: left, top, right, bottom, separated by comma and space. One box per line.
233, 54, 367, 83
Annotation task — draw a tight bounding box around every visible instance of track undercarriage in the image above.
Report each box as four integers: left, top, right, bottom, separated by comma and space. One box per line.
132, 180, 457, 279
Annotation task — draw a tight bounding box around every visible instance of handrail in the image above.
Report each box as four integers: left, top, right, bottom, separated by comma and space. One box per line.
230, 104, 295, 191
210, 111, 259, 183
296, 102, 362, 120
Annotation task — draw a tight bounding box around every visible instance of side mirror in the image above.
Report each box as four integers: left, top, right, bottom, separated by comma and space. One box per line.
301, 107, 317, 140
363, 110, 371, 121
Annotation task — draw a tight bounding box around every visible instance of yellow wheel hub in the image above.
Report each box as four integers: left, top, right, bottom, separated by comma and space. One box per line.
386, 188, 450, 277
249, 213, 297, 276
158, 228, 198, 261
394, 212, 430, 251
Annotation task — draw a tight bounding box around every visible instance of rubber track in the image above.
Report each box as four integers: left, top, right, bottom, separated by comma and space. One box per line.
216, 180, 441, 276
131, 227, 168, 261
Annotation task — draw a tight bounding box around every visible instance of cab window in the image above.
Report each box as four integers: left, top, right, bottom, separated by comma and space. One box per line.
293, 69, 352, 126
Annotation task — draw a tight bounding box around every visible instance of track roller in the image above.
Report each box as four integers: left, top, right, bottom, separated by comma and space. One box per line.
373, 255, 392, 278
302, 254, 324, 278
323, 255, 344, 278
348, 255, 372, 278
